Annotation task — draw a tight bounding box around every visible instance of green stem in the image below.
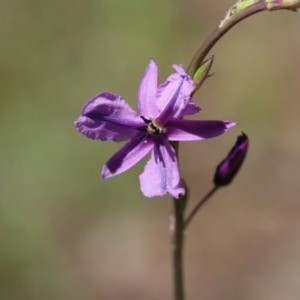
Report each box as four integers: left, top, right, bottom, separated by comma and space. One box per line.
184, 186, 220, 229
187, 0, 300, 79
172, 194, 186, 300
187, 1, 266, 77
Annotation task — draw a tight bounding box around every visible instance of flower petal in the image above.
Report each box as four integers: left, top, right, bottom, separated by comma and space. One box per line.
156, 64, 198, 121
138, 59, 159, 118
75, 92, 143, 141
180, 101, 201, 116
155, 78, 184, 124
156, 76, 197, 125
167, 119, 237, 141
139, 141, 185, 198
170, 65, 199, 117
101, 137, 153, 178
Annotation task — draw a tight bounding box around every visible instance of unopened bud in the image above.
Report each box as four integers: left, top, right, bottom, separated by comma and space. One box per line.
191, 56, 214, 96
193, 56, 214, 81
214, 133, 249, 186
266, 0, 300, 11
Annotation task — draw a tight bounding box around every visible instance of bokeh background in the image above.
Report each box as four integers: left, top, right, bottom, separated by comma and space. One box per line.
1, 0, 300, 299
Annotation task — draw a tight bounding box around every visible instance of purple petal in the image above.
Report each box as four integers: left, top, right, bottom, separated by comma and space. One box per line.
156, 65, 197, 121
155, 78, 184, 124
156, 77, 197, 125
101, 137, 154, 178
75, 92, 143, 142
138, 59, 159, 118
167, 119, 237, 141
139, 141, 185, 198
172, 66, 195, 117
180, 101, 201, 116
157, 64, 194, 99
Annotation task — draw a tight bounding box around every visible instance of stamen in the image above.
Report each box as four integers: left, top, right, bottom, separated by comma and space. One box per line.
140, 116, 164, 137
140, 116, 151, 124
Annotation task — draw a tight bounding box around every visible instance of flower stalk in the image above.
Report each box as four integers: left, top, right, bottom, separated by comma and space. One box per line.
184, 133, 249, 229
187, 0, 300, 79
171, 194, 187, 300
184, 186, 220, 229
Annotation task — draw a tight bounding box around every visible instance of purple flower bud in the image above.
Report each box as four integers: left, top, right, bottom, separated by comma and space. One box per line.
213, 133, 249, 186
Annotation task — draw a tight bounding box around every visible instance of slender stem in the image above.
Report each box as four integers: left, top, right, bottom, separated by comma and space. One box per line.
184, 186, 220, 229
171, 194, 186, 300
187, 1, 266, 77
187, 0, 300, 78
170, 142, 187, 300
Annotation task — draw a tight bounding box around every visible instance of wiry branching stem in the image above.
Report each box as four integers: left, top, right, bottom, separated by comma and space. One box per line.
170, 1, 300, 299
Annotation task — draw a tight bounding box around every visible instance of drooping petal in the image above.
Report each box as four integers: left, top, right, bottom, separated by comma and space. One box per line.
170, 65, 198, 118
156, 64, 198, 119
155, 78, 185, 125
138, 59, 159, 118
139, 140, 185, 198
180, 101, 201, 116
167, 119, 237, 141
156, 77, 198, 126
101, 137, 154, 178
157, 64, 194, 100
75, 92, 143, 141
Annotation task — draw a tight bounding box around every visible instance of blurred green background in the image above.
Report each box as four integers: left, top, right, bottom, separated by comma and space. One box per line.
1, 0, 300, 299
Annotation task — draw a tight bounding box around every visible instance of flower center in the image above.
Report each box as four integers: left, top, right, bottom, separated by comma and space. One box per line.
141, 116, 164, 136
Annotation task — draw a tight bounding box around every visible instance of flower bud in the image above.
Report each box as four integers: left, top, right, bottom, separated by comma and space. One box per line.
193, 56, 214, 82
213, 133, 249, 186
191, 56, 214, 96
266, 0, 300, 11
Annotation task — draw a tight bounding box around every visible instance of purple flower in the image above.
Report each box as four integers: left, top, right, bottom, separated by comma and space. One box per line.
75, 60, 236, 198
213, 132, 249, 186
